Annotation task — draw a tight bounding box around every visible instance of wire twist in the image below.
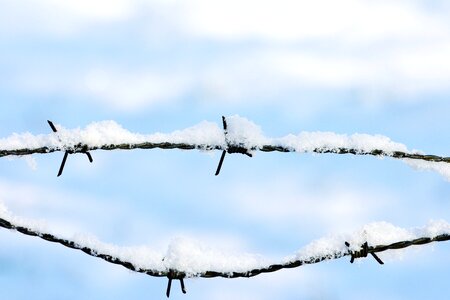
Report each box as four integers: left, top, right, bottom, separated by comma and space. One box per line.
1, 216, 449, 296
345, 241, 384, 264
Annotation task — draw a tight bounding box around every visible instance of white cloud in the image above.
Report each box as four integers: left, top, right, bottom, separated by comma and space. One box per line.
4, 0, 448, 43
83, 68, 191, 111
0, 0, 135, 37
178, 0, 449, 42
228, 175, 395, 233
0, 178, 258, 255
265, 43, 450, 95
0, 179, 123, 235
12, 67, 191, 112
4, 0, 450, 112
48, 0, 134, 21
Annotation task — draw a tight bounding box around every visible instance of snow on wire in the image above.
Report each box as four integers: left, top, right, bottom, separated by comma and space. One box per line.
0, 115, 450, 178
0, 201, 449, 297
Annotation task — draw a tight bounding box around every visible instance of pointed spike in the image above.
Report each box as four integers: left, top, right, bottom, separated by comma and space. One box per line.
166, 278, 172, 298
57, 151, 69, 177
215, 150, 227, 176
221, 116, 227, 131
370, 253, 384, 265
47, 120, 57, 133
345, 242, 355, 263
85, 152, 93, 163
361, 242, 368, 257
180, 278, 186, 294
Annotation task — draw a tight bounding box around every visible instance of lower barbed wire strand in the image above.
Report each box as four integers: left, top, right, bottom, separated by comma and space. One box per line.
1, 216, 449, 280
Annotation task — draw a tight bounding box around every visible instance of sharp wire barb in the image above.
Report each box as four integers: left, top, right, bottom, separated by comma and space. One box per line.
215, 116, 228, 176
166, 271, 186, 297
345, 241, 384, 265
85, 152, 94, 163
47, 120, 57, 133
222, 115, 227, 131
215, 150, 226, 176
215, 115, 253, 175
180, 278, 186, 294
57, 151, 69, 177
166, 278, 172, 298
47, 120, 94, 176
370, 253, 385, 265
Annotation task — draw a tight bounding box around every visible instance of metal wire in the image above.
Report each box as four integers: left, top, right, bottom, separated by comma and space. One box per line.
1, 142, 450, 162
1, 119, 450, 173
1, 216, 449, 280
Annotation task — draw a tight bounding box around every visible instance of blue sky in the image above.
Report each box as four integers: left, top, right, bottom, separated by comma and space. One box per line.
1, 0, 450, 299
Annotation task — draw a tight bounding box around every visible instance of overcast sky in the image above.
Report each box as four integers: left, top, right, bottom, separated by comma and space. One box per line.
1, 1, 450, 299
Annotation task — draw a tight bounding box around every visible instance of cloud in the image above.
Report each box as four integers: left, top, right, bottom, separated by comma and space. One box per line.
3, 0, 450, 114
4, 0, 448, 43
227, 175, 396, 234
264, 42, 450, 95
0, 177, 258, 254
10, 66, 191, 112
0, 0, 135, 37
177, 0, 449, 42
83, 68, 191, 111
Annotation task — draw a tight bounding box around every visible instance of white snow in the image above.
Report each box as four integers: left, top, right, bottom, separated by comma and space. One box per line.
225, 115, 269, 150
287, 220, 450, 264
1, 115, 449, 179
0, 132, 61, 151
162, 237, 270, 275
275, 132, 409, 154
0, 201, 49, 234
0, 116, 411, 154
0, 201, 448, 276
0, 120, 225, 151
403, 159, 450, 182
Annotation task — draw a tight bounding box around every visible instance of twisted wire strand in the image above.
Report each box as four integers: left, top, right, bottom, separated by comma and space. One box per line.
1, 216, 449, 280
1, 142, 450, 164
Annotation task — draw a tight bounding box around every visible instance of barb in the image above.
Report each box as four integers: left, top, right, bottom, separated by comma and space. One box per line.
215, 116, 253, 176
1, 215, 449, 295
166, 270, 187, 298
47, 120, 94, 176
345, 241, 384, 264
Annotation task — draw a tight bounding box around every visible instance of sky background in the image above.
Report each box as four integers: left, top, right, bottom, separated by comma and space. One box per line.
1, 0, 450, 299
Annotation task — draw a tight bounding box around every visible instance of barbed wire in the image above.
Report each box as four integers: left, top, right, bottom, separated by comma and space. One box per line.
0, 117, 449, 176
2, 118, 449, 298
1, 216, 448, 297
2, 143, 449, 162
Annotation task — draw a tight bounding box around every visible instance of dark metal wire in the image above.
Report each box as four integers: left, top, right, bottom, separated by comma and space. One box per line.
1, 141, 449, 163
1, 216, 449, 280
0, 118, 446, 164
